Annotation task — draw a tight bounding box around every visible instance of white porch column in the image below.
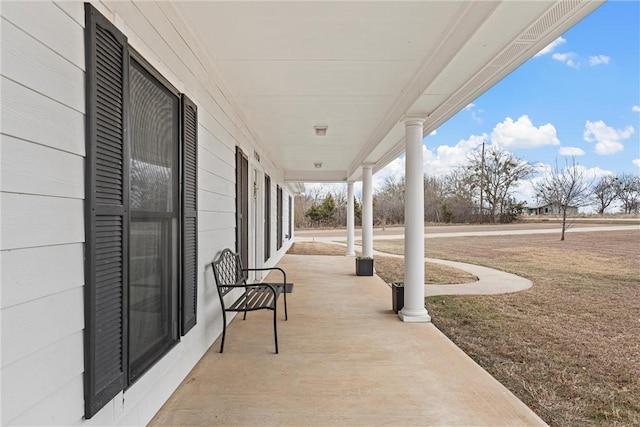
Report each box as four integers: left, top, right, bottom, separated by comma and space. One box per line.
399, 118, 431, 323
361, 164, 374, 258
346, 181, 356, 256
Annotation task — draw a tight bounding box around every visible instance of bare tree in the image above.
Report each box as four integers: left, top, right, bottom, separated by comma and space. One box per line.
467, 146, 534, 223
534, 157, 593, 241
592, 175, 619, 215
424, 175, 447, 222
294, 193, 315, 228
615, 173, 640, 214
441, 169, 477, 223
331, 188, 348, 227
373, 177, 405, 228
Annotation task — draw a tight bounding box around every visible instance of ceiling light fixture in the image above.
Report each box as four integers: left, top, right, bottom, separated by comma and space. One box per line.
314, 162, 323, 169
314, 125, 328, 136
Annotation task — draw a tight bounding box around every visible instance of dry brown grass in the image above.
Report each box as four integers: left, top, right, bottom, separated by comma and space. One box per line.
374, 230, 640, 427
287, 241, 347, 256
374, 256, 477, 285
287, 242, 477, 285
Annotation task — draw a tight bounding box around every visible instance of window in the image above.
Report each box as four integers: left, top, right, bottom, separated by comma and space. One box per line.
264, 174, 271, 261
276, 185, 283, 250
84, 4, 197, 418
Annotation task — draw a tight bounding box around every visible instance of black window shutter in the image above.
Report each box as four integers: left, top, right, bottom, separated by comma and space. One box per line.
288, 195, 292, 239
84, 4, 129, 419
181, 94, 198, 335
277, 186, 283, 250
264, 175, 271, 261
235, 148, 249, 271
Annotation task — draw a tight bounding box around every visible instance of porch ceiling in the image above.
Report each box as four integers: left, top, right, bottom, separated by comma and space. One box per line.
170, 1, 602, 183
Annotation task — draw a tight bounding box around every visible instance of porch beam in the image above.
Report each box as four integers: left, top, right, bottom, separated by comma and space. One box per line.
361, 164, 374, 258
346, 181, 356, 256
399, 118, 431, 323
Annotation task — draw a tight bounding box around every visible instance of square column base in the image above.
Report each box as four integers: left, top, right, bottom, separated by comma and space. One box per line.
398, 308, 431, 323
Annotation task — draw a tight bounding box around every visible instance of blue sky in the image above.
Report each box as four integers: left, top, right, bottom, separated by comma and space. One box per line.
374, 0, 640, 206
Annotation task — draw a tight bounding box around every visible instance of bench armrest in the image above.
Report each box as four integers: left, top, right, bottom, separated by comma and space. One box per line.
242, 267, 286, 284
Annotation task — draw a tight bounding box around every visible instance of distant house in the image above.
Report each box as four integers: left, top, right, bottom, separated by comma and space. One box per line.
526, 203, 579, 216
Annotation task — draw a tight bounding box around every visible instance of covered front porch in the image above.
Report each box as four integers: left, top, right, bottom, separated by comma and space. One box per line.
150, 254, 545, 426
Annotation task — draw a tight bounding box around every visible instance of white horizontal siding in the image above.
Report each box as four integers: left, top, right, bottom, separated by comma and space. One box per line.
1, 332, 84, 424
1, 244, 84, 309
1, 193, 84, 250
199, 211, 236, 232
53, 0, 84, 27
1, 77, 85, 156
198, 191, 235, 213
198, 228, 236, 261
1, 135, 84, 198
199, 168, 235, 198
2, 287, 84, 366
0, 0, 84, 70
198, 138, 235, 183
1, 17, 84, 112
8, 375, 84, 426
195, 99, 239, 153
1, 2, 87, 425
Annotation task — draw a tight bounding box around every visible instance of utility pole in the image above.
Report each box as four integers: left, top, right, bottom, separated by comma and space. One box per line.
479, 141, 485, 223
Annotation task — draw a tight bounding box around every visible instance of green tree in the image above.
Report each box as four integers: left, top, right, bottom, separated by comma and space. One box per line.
304, 204, 323, 225
319, 194, 337, 224
304, 194, 338, 226
353, 197, 362, 226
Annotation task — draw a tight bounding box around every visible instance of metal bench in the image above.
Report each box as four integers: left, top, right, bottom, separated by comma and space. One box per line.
211, 248, 290, 354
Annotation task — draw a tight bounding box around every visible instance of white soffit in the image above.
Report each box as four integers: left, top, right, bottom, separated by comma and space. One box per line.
170, 1, 604, 183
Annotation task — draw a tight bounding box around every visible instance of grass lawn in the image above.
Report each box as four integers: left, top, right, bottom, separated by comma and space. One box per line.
287, 241, 477, 285
372, 230, 640, 427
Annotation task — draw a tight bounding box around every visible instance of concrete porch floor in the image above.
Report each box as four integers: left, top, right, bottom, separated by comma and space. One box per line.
149, 254, 546, 426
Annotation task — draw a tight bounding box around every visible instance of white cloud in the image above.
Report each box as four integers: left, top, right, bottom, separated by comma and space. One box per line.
372, 156, 405, 190
429, 129, 437, 136
633, 159, 640, 168
583, 120, 635, 155
588, 55, 610, 66
632, 105, 640, 112
463, 103, 483, 124
491, 115, 560, 149
558, 146, 586, 156
552, 52, 580, 68
535, 37, 566, 57
424, 134, 485, 176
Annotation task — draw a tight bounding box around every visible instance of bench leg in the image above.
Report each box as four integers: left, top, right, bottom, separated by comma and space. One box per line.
273, 306, 279, 354
283, 291, 288, 321
220, 310, 227, 353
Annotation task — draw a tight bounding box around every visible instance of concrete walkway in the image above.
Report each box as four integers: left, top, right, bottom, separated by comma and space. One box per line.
150, 254, 547, 426
377, 249, 533, 297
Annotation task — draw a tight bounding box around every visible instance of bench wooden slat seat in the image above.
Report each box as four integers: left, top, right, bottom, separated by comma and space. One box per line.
211, 248, 289, 354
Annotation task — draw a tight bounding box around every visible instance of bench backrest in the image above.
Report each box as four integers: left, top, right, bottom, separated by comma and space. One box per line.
212, 248, 245, 298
